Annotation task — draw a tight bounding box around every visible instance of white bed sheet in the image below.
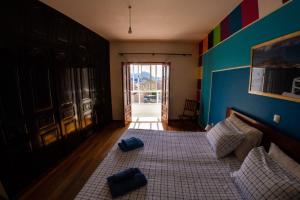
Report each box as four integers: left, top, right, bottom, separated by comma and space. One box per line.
75, 129, 243, 200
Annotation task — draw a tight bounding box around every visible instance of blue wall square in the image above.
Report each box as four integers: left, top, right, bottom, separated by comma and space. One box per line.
228, 5, 242, 35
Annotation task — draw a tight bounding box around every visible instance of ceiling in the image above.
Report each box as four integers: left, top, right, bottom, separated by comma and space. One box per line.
40, 0, 242, 42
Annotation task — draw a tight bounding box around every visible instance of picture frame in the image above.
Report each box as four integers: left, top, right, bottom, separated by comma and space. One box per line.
249, 30, 300, 103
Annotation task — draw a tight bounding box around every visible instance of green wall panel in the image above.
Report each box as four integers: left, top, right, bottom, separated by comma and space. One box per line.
213, 25, 221, 46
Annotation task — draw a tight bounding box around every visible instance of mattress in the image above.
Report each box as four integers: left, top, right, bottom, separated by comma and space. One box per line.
75, 129, 243, 200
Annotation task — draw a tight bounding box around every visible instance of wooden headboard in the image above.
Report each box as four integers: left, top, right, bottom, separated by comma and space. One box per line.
226, 108, 300, 163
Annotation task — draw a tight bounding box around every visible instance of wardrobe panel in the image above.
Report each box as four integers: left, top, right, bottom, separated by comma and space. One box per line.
0, 50, 28, 146
23, 42, 61, 149
54, 47, 79, 137
58, 68, 73, 105
1, 0, 112, 198
24, 0, 52, 42
76, 68, 93, 129
0, 49, 33, 199
31, 66, 53, 112
81, 68, 90, 100
51, 13, 72, 44
40, 127, 59, 146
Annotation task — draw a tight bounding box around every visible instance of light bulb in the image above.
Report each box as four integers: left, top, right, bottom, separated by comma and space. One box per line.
128, 26, 132, 34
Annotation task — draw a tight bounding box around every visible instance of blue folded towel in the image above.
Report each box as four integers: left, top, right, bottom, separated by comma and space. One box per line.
107, 168, 141, 184
118, 137, 144, 152
107, 168, 147, 198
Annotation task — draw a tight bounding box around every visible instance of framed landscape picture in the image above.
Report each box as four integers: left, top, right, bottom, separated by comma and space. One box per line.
249, 31, 300, 103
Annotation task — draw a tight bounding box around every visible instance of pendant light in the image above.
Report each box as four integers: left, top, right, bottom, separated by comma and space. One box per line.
128, 5, 132, 34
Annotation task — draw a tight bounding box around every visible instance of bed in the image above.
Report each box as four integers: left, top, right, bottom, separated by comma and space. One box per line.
75, 108, 300, 200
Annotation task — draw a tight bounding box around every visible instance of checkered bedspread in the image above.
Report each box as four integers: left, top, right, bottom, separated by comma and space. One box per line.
75, 129, 243, 200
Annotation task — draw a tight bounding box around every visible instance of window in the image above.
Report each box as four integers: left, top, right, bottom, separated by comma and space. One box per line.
130, 64, 162, 104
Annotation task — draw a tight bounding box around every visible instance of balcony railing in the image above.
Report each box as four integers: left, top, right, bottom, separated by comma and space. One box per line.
131, 90, 162, 104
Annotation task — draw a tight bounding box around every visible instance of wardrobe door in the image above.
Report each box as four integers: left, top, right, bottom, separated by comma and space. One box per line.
76, 67, 93, 130
24, 0, 52, 42
0, 49, 33, 198
1, 1, 24, 48
88, 40, 112, 127
86, 36, 102, 127
51, 11, 72, 45
23, 0, 61, 150
53, 46, 79, 138
103, 41, 112, 123
73, 28, 94, 131
23, 42, 62, 153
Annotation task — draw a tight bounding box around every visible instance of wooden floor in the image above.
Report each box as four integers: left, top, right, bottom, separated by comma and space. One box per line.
19, 120, 202, 200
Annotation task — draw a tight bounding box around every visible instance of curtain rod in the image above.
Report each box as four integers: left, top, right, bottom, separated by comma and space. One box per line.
118, 52, 192, 56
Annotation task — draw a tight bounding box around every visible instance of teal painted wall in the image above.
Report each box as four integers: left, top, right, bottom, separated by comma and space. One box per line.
210, 67, 300, 140
201, 0, 300, 137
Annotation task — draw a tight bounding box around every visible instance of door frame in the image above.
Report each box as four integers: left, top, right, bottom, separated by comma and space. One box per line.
122, 62, 171, 126
122, 62, 132, 126
161, 62, 171, 125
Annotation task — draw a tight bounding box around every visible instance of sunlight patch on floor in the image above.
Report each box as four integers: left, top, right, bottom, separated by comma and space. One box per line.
132, 116, 161, 122
129, 122, 164, 130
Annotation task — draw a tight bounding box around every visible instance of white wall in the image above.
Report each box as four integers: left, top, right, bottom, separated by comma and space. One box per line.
110, 41, 198, 120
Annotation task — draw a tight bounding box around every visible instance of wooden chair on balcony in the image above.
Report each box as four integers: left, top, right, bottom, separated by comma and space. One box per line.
178, 99, 198, 121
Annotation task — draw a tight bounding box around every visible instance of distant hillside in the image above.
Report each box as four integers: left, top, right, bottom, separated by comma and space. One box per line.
131, 72, 161, 82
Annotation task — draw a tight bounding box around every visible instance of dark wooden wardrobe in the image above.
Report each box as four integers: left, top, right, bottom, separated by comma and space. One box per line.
0, 0, 112, 198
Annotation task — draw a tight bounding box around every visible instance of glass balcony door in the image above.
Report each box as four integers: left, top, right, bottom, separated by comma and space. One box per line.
130, 64, 162, 104
130, 64, 163, 122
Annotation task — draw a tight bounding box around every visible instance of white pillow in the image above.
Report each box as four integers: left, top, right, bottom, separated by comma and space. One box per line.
226, 114, 263, 161
269, 143, 300, 179
206, 120, 244, 159
232, 147, 300, 200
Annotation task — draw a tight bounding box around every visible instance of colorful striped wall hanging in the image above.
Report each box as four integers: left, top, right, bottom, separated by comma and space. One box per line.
228, 5, 242, 35
198, 40, 203, 56
221, 16, 230, 41
198, 0, 289, 54
241, 0, 259, 27
203, 36, 209, 52
213, 25, 221, 46
198, 55, 203, 66
208, 31, 214, 49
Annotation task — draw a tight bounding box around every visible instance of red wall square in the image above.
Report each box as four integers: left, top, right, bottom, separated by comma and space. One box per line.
199, 41, 203, 55
221, 16, 230, 41
241, 0, 259, 28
